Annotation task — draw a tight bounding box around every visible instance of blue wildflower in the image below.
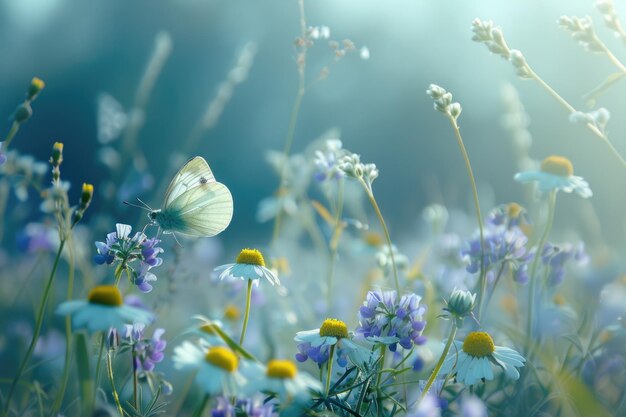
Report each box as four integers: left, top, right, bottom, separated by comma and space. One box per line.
94, 223, 164, 292
355, 290, 427, 352
124, 323, 167, 372
462, 223, 532, 284
541, 242, 588, 286
313, 139, 345, 182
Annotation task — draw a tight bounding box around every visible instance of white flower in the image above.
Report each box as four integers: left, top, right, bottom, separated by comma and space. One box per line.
56, 286, 153, 333
214, 248, 279, 286
172, 341, 246, 396
240, 359, 322, 402
440, 331, 525, 385
514, 155, 592, 198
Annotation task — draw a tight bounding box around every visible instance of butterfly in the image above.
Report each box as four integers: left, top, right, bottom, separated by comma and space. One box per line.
146, 156, 233, 237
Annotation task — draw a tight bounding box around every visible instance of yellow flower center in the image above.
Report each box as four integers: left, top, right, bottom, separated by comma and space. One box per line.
540, 156, 573, 177
319, 318, 348, 338
87, 286, 123, 306
31, 77, 45, 90
266, 359, 298, 379
205, 346, 238, 372
236, 248, 265, 266
553, 294, 566, 306
364, 232, 383, 247
500, 294, 518, 315
507, 202, 523, 219
462, 331, 495, 357
53, 142, 64, 152
224, 304, 241, 321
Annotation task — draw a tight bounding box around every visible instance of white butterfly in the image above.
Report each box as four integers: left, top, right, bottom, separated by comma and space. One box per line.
147, 156, 233, 237
97, 93, 127, 144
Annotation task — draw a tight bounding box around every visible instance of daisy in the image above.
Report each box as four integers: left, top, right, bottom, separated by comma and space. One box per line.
294, 318, 373, 368
172, 341, 245, 396
241, 359, 322, 402
439, 331, 525, 385
56, 285, 153, 333
214, 248, 279, 286
514, 155, 592, 198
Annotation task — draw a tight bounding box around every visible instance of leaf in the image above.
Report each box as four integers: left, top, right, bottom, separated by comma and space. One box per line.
75, 333, 94, 416
582, 71, 625, 108
311, 200, 335, 226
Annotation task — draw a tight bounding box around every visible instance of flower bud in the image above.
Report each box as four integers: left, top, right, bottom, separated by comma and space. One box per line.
27, 77, 45, 101
444, 288, 476, 327
107, 327, 120, 349
79, 183, 94, 211
509, 50, 527, 68
13, 103, 32, 124
51, 142, 64, 167
449, 102, 462, 119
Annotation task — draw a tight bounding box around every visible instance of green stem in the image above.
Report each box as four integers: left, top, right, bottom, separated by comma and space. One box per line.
2, 239, 66, 417
51, 238, 77, 415
133, 352, 139, 409
446, 115, 486, 320
325, 344, 336, 396
3, 121, 20, 150
93, 334, 106, 409
526, 190, 557, 345
417, 323, 457, 405
192, 393, 210, 417
239, 279, 253, 346
106, 349, 124, 417
375, 345, 388, 413
527, 67, 626, 169
362, 183, 400, 294
326, 179, 344, 308
271, 0, 307, 245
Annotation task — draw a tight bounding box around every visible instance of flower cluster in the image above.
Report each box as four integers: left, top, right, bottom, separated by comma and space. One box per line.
462, 221, 532, 284
313, 139, 346, 183
471, 18, 532, 78
94, 223, 164, 292
541, 242, 588, 286
596, 0, 626, 44
570, 108, 610, 135
355, 290, 427, 352
338, 153, 379, 192
426, 84, 462, 120
124, 323, 167, 372
558, 15, 604, 53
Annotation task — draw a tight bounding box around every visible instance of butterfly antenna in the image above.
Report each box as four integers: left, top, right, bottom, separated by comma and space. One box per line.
136, 198, 152, 210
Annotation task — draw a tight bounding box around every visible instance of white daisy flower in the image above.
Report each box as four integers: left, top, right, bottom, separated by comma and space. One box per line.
514, 155, 592, 198
56, 285, 153, 333
240, 359, 322, 402
172, 341, 246, 396
214, 248, 279, 286
295, 318, 375, 368
439, 331, 525, 385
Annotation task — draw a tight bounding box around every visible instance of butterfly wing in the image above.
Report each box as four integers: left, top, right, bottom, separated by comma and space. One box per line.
159, 156, 232, 237
163, 156, 216, 208
161, 181, 233, 237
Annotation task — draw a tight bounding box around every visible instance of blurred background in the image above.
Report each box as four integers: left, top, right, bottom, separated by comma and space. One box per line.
1, 0, 625, 247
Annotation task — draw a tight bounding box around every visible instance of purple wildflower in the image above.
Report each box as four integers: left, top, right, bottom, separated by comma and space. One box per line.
211, 396, 276, 417
541, 242, 588, 286
94, 223, 163, 292
313, 139, 345, 182
124, 323, 166, 372
462, 224, 532, 284
355, 290, 427, 352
